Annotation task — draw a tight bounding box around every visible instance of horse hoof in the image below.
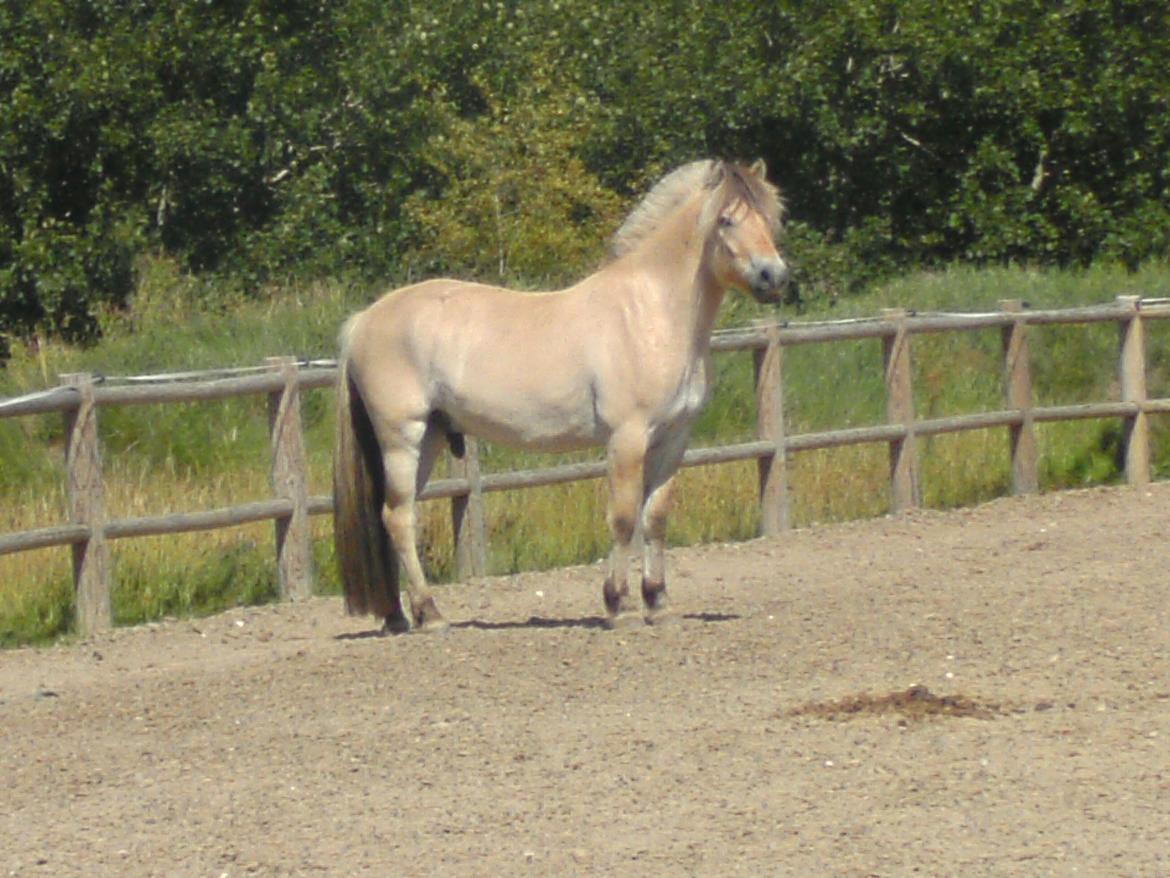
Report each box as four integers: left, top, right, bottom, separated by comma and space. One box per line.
414, 617, 450, 635
411, 597, 449, 633
382, 614, 412, 636
604, 611, 645, 631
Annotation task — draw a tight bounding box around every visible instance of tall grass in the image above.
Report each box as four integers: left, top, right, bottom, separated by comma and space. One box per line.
2, 260, 1168, 645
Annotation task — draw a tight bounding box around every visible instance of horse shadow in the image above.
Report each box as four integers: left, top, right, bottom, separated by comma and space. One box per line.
335, 611, 739, 639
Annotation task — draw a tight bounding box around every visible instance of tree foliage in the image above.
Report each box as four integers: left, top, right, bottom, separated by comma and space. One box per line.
2, 0, 1168, 352
402, 57, 622, 284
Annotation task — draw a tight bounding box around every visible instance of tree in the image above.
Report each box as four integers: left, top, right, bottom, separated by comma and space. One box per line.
401, 57, 622, 286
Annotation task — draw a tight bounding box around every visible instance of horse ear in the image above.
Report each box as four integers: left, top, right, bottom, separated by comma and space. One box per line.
704, 160, 726, 188
750, 158, 767, 179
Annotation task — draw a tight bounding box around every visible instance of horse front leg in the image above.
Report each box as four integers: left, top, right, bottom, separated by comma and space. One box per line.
640, 474, 676, 624
640, 428, 689, 623
603, 426, 647, 628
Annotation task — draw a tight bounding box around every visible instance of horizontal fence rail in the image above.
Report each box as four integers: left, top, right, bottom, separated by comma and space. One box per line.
2, 296, 1168, 635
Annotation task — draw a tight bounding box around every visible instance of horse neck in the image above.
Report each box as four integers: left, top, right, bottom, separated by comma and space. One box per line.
629, 196, 726, 353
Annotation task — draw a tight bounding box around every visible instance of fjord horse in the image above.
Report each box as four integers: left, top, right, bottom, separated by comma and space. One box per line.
334, 159, 788, 631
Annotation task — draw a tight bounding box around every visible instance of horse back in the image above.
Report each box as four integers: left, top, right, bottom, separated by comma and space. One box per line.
349, 279, 608, 450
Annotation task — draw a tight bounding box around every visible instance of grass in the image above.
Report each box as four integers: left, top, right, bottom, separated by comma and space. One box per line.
2, 259, 1169, 645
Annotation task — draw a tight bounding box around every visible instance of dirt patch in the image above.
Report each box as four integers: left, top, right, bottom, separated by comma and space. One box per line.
2, 483, 1169, 876
788, 685, 1004, 723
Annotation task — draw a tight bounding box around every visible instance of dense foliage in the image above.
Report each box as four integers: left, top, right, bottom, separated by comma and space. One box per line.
2, 0, 1168, 352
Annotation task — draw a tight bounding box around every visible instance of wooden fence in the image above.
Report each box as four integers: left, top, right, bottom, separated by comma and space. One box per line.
2, 295, 1168, 635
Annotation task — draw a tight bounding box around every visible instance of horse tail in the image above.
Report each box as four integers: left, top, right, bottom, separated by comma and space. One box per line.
332, 319, 400, 619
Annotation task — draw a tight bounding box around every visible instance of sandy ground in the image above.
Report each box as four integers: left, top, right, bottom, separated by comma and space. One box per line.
2, 483, 1169, 877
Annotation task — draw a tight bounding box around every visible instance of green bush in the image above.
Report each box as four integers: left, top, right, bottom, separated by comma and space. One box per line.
400, 58, 622, 286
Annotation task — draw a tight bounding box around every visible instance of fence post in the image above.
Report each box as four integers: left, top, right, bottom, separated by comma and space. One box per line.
61, 372, 111, 635
451, 437, 487, 579
882, 309, 920, 512
1117, 295, 1150, 486
267, 357, 314, 600
999, 299, 1039, 494
754, 326, 789, 535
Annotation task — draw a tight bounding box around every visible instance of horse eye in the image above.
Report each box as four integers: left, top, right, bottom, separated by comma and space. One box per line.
717, 215, 735, 228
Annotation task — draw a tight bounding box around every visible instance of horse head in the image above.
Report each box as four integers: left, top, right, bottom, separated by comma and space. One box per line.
702, 160, 789, 304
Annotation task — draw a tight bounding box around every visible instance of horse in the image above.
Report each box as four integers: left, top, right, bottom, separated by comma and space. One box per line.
333, 159, 788, 632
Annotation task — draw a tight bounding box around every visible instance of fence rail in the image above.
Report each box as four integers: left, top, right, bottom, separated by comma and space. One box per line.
2, 296, 1168, 634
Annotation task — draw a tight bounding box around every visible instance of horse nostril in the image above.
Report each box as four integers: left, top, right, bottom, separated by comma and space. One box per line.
758, 266, 774, 287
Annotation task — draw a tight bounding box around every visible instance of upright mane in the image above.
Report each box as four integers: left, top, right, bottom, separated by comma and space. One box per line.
607, 159, 783, 260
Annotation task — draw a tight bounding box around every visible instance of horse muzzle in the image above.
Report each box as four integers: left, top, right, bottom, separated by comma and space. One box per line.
747, 257, 790, 303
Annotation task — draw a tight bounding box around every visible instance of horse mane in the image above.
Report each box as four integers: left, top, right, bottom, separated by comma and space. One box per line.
607, 159, 783, 260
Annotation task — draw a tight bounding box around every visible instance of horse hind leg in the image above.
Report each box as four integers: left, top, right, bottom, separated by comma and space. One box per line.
382, 432, 448, 633
417, 415, 448, 494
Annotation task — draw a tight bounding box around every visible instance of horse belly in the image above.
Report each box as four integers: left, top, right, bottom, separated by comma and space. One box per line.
438, 377, 604, 452
412, 292, 607, 451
